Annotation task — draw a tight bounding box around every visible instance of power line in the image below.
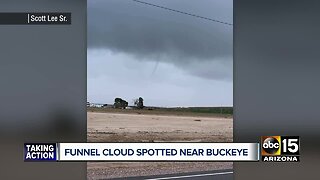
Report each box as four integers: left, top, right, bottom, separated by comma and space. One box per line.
132, 0, 233, 26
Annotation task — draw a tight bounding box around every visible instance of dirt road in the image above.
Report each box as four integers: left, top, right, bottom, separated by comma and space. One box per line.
87, 111, 233, 179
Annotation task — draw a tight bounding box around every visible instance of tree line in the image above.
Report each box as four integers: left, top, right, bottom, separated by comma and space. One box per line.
113, 97, 144, 109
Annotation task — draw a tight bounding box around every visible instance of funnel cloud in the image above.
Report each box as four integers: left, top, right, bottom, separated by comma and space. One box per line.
88, 0, 233, 107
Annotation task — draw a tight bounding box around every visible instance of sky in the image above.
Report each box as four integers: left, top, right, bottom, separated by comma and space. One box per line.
88, 0, 233, 107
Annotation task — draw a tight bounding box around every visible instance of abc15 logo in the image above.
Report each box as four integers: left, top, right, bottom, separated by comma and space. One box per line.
261, 136, 300, 156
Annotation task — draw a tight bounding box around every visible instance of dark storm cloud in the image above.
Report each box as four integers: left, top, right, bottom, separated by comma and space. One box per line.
88, 0, 233, 80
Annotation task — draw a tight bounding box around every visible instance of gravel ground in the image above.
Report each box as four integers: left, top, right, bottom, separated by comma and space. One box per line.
87, 111, 233, 179
87, 162, 232, 179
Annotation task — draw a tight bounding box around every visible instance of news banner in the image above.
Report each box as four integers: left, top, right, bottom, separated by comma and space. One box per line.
24, 136, 300, 162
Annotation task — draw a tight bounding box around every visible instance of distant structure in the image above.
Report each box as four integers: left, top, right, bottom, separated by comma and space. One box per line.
88, 97, 141, 110
102, 104, 114, 108
87, 102, 104, 108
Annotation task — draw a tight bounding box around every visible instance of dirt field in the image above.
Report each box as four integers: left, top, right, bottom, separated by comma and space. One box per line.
87, 111, 233, 179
